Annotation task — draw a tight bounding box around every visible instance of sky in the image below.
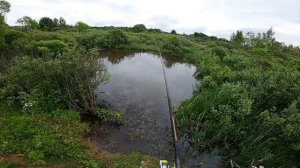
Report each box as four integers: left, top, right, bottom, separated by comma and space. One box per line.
6, 0, 300, 46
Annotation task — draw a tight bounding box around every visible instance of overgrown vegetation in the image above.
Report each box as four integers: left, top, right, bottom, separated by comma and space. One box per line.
0, 0, 299, 167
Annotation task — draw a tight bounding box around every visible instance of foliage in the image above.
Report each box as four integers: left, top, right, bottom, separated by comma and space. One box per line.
58, 17, 67, 28
16, 16, 39, 30
132, 24, 146, 32
77, 29, 128, 49
177, 30, 300, 167
0, 9, 299, 167
0, 0, 10, 15
171, 30, 177, 34
0, 109, 86, 165
39, 17, 54, 31
34, 40, 67, 57
75, 21, 90, 32
231, 30, 245, 45
1, 48, 109, 114
4, 29, 26, 47
105, 29, 129, 48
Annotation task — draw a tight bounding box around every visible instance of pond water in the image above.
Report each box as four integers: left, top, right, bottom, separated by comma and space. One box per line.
93, 50, 197, 161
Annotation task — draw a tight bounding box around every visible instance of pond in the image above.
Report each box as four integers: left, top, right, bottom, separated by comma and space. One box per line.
93, 50, 197, 161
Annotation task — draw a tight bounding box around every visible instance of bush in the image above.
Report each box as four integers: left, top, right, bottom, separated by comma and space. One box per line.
34, 40, 67, 57
171, 30, 177, 34
1, 48, 109, 114
177, 50, 300, 167
212, 47, 226, 61
104, 29, 128, 48
74, 21, 90, 32
132, 24, 146, 33
77, 30, 128, 49
4, 29, 26, 47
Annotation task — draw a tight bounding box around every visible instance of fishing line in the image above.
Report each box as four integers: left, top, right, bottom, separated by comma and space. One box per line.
158, 47, 180, 168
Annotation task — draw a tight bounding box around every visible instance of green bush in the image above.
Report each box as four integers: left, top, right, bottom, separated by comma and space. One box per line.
4, 29, 26, 47
1, 48, 109, 114
77, 29, 128, 49
177, 43, 300, 167
34, 40, 67, 57
104, 29, 128, 48
132, 24, 146, 33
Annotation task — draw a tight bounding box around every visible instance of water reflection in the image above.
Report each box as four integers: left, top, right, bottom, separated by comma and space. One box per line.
93, 50, 197, 160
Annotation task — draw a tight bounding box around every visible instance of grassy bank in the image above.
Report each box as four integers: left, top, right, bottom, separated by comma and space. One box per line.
0, 103, 158, 168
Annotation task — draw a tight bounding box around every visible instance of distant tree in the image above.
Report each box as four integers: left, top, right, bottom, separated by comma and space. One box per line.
53, 18, 59, 27
39, 17, 54, 31
58, 17, 66, 27
262, 28, 275, 45
75, 21, 90, 32
16, 16, 39, 30
132, 24, 146, 32
171, 30, 177, 34
194, 32, 209, 41
0, 0, 10, 52
231, 30, 245, 45
148, 28, 162, 33
0, 0, 10, 15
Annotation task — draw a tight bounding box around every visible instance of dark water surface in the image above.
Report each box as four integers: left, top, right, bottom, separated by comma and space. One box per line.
93, 50, 197, 161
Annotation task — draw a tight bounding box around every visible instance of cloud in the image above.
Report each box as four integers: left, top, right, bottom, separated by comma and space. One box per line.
6, 0, 300, 46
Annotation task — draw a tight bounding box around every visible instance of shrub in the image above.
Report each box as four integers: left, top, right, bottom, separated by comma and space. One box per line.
1, 48, 109, 114
4, 29, 26, 47
132, 24, 146, 33
212, 47, 226, 61
104, 29, 128, 48
34, 40, 67, 57
77, 30, 128, 49
74, 21, 90, 32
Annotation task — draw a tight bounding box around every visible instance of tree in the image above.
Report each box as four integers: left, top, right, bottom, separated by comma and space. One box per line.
194, 32, 209, 39
39, 17, 54, 31
58, 17, 66, 27
231, 30, 245, 46
262, 28, 275, 45
53, 18, 59, 27
132, 24, 146, 32
0, 0, 10, 15
16, 16, 39, 30
0, 0, 10, 52
74, 21, 90, 32
171, 30, 177, 34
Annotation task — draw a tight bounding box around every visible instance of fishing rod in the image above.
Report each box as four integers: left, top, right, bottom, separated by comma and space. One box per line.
158, 47, 180, 168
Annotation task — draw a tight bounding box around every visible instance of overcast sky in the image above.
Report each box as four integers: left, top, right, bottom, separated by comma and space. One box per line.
6, 0, 300, 46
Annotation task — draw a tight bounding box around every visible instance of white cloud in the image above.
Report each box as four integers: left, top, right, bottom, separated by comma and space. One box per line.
6, 0, 300, 46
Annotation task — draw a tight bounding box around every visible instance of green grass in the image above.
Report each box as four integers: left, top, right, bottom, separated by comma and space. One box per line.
0, 103, 159, 168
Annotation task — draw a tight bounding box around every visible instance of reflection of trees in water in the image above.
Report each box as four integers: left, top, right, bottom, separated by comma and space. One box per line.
101, 49, 192, 69
161, 54, 187, 68
100, 49, 136, 64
